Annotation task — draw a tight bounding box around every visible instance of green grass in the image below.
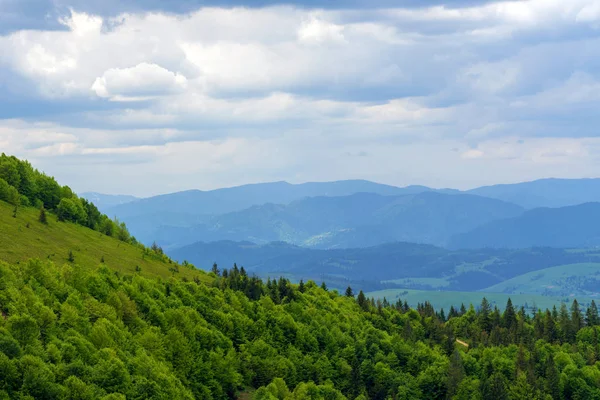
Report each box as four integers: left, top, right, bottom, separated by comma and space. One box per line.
482, 263, 600, 297
0, 201, 211, 282
366, 288, 594, 312
382, 277, 451, 289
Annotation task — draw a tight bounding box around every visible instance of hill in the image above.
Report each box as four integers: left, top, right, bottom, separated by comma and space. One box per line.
0, 154, 206, 282
3, 155, 600, 399
104, 180, 449, 244
467, 177, 600, 208
170, 240, 599, 292
482, 262, 600, 298
150, 192, 523, 249
0, 197, 205, 282
449, 202, 600, 249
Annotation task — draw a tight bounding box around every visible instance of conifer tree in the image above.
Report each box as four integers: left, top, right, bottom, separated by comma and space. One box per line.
357, 290, 368, 311
211, 262, 220, 276
345, 286, 354, 298
586, 300, 599, 326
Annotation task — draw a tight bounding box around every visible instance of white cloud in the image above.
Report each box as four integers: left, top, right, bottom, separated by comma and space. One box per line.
91, 62, 188, 101
2, 2, 600, 194
297, 14, 346, 44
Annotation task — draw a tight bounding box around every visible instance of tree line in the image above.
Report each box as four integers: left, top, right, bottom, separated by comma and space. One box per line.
3, 257, 600, 399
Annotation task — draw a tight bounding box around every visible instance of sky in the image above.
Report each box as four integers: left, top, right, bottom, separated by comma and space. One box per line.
2, 0, 600, 196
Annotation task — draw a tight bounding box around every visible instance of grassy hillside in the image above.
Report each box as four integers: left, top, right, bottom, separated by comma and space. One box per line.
0, 200, 209, 282
366, 288, 594, 312
482, 262, 600, 297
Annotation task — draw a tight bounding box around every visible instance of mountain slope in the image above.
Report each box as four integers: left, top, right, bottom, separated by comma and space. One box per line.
0, 200, 206, 282
170, 239, 592, 292
105, 180, 450, 243
468, 178, 600, 208
449, 202, 600, 249
152, 192, 523, 249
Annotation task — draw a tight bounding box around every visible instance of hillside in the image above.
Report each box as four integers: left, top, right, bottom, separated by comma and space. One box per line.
170, 239, 599, 292
152, 192, 523, 250
449, 202, 600, 249
482, 262, 600, 298
467, 178, 600, 209
0, 200, 206, 282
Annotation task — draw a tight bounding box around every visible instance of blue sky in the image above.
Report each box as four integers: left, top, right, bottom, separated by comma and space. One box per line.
1, 0, 600, 196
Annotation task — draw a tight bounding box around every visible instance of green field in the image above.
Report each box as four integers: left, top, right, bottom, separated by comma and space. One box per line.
482, 262, 600, 297
0, 201, 210, 282
366, 288, 594, 312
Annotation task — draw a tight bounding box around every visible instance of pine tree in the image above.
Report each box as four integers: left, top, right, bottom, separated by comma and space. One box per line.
357, 290, 368, 311
320, 282, 328, 291
211, 263, 220, 276
345, 286, 354, 298
478, 298, 492, 332
571, 299, 583, 333
503, 298, 517, 330
298, 279, 305, 293
586, 300, 599, 326
67, 250, 75, 263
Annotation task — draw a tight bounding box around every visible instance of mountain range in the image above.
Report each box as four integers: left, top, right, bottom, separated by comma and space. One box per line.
146, 191, 523, 250
82, 177, 600, 252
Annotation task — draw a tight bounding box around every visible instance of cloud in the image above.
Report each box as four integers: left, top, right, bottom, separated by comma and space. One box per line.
2, 2, 600, 195
91, 63, 188, 101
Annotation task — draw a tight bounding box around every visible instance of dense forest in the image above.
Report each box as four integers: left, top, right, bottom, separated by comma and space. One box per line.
1, 256, 600, 399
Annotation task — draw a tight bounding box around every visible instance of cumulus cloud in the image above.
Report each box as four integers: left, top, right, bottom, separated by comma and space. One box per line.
1, 1, 600, 194
91, 63, 188, 101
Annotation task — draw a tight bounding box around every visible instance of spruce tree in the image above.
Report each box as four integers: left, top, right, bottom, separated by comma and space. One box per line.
357, 290, 368, 311
345, 286, 354, 298
586, 300, 599, 326
298, 279, 305, 293
211, 262, 220, 276
503, 298, 517, 330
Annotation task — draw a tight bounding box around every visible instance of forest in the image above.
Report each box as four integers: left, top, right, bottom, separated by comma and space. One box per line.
2, 257, 600, 399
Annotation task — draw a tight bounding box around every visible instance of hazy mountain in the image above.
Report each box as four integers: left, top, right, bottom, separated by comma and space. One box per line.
170, 240, 590, 292
105, 180, 459, 244
80, 192, 139, 212
449, 202, 600, 249
106, 180, 442, 219
151, 192, 523, 249
467, 178, 600, 209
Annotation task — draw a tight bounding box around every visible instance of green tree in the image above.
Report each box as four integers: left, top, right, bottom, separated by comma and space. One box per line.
586, 300, 599, 326
357, 290, 369, 311
345, 286, 354, 298
38, 205, 48, 224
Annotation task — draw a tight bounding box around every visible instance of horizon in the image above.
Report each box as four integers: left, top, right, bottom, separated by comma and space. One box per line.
2, 0, 600, 196
79, 175, 600, 199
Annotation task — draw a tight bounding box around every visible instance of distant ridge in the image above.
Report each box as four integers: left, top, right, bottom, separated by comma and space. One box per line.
449, 202, 600, 249
467, 177, 600, 208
